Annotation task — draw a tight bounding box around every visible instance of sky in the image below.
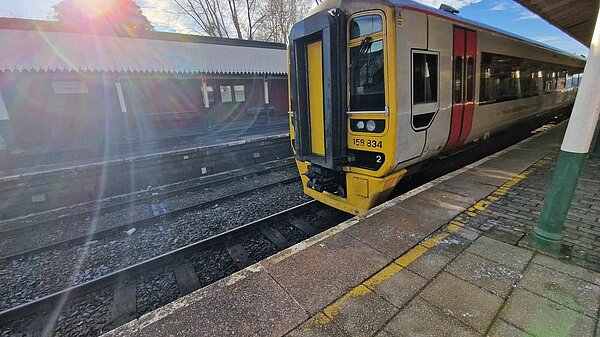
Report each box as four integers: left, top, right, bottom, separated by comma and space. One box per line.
0, 0, 588, 56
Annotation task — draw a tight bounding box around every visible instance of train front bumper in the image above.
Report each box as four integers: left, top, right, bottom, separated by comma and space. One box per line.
296, 161, 407, 215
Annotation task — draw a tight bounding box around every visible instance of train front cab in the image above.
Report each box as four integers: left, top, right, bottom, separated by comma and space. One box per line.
289, 5, 405, 215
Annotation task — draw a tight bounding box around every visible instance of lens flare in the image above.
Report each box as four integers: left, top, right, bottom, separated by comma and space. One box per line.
72, 0, 117, 19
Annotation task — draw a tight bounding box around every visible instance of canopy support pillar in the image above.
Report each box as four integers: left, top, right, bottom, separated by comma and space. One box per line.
529, 8, 600, 253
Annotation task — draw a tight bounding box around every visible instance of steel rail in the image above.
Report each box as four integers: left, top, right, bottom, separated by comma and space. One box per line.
0, 176, 301, 263
0, 200, 317, 324
0, 159, 295, 237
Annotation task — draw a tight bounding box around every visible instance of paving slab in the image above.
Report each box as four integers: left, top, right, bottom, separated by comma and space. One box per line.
483, 227, 524, 245
399, 188, 476, 222
419, 272, 504, 333
321, 285, 398, 337
482, 148, 551, 168
517, 125, 565, 151
406, 235, 469, 280
368, 268, 428, 308
466, 236, 533, 271
470, 165, 521, 186
286, 315, 347, 337
499, 288, 596, 337
452, 226, 482, 242
263, 232, 391, 314
531, 254, 600, 286
104, 269, 307, 337
468, 161, 536, 188
342, 203, 447, 259
445, 251, 522, 298
518, 263, 600, 318
383, 297, 479, 337
487, 319, 534, 337
517, 139, 562, 152
434, 172, 499, 201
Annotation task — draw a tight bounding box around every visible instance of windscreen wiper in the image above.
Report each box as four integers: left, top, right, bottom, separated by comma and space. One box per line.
349, 36, 372, 69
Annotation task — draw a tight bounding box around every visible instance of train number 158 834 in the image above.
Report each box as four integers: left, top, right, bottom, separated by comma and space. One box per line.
352, 138, 383, 148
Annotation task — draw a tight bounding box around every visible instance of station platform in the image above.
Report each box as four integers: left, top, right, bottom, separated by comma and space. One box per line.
104, 121, 600, 337
0, 116, 290, 176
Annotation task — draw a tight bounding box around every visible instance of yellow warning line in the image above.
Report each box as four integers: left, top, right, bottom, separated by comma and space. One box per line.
306, 162, 541, 328
450, 165, 537, 229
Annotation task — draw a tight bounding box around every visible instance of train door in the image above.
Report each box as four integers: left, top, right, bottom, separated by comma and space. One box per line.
444, 27, 477, 151
288, 10, 347, 170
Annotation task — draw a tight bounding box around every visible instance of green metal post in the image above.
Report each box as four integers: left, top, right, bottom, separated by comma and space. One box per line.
529, 151, 585, 253
529, 9, 600, 253
591, 125, 600, 157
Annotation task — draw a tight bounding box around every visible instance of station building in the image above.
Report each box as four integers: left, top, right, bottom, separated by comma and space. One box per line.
0, 18, 288, 151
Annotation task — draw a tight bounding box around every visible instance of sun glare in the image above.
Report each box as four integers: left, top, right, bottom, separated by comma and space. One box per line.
74, 0, 117, 19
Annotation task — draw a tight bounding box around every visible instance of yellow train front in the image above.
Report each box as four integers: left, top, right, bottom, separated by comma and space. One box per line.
288, 0, 584, 215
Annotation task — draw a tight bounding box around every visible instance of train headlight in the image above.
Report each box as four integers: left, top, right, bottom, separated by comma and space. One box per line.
350, 119, 384, 133
366, 120, 376, 132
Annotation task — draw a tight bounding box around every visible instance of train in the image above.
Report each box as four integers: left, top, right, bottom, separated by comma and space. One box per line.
287, 0, 586, 215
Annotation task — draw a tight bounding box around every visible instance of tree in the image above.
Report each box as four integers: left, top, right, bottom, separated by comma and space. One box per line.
171, 0, 230, 37
53, 0, 153, 34
256, 0, 311, 44
171, 0, 311, 43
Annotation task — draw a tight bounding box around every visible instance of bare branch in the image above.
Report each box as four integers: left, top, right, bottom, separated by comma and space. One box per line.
167, 0, 311, 42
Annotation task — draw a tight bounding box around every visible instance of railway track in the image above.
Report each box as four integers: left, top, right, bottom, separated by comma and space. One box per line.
0, 121, 564, 336
0, 159, 296, 237
0, 200, 343, 335
0, 175, 301, 263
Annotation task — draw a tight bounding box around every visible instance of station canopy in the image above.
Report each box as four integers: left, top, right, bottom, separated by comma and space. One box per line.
0, 19, 287, 75
515, 0, 599, 48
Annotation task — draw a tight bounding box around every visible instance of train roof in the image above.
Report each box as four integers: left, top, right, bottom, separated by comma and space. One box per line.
311, 0, 586, 63
390, 0, 586, 61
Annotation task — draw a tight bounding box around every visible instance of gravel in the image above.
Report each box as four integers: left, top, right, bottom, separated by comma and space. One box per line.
1, 288, 113, 337
1, 197, 349, 336
270, 222, 309, 244
136, 268, 180, 315
52, 288, 113, 337
0, 164, 297, 257
296, 209, 350, 232
0, 181, 309, 311
0, 151, 355, 337
0, 158, 294, 233
239, 232, 279, 263
191, 247, 240, 288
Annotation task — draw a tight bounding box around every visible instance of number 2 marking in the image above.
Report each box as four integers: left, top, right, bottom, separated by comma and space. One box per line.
375, 155, 382, 163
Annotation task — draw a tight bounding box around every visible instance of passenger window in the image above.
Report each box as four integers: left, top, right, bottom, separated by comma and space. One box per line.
412, 53, 438, 104
350, 15, 382, 39
477, 52, 584, 104
454, 56, 463, 104
466, 57, 474, 101
349, 39, 385, 111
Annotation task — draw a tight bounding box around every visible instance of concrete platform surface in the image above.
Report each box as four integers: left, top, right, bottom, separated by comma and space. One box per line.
104, 121, 600, 337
